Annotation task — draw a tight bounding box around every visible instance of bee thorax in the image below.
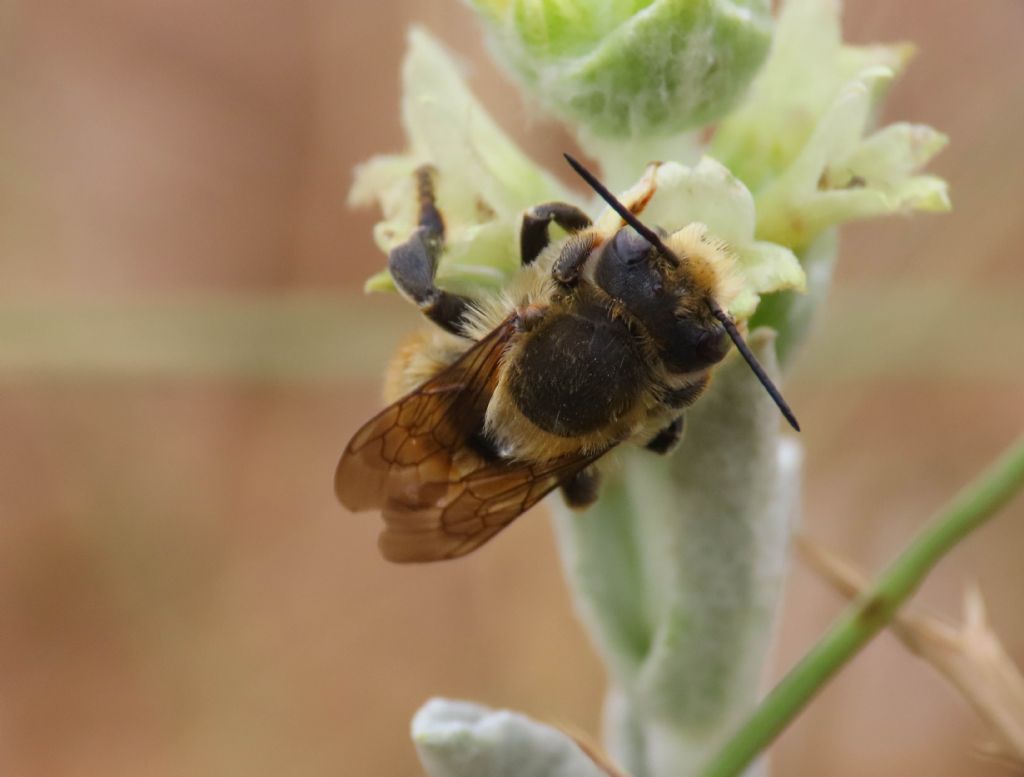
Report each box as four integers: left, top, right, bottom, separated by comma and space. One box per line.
503, 310, 646, 440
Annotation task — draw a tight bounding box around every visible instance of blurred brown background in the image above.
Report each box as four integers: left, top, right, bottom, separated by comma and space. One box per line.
1, 1, 1023, 775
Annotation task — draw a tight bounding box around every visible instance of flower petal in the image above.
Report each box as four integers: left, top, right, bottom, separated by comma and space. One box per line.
639, 158, 756, 244
402, 27, 570, 215
752, 67, 949, 247
833, 122, 949, 185
712, 0, 910, 191
731, 240, 805, 319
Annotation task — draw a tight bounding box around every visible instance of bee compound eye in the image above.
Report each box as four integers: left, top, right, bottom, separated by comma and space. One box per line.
612, 228, 652, 267
697, 328, 730, 365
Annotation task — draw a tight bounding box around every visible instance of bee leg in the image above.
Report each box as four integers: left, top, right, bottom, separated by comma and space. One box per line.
662, 375, 710, 410
388, 166, 476, 336
389, 232, 475, 336
520, 202, 592, 266
645, 415, 685, 455
560, 466, 602, 509
551, 233, 597, 286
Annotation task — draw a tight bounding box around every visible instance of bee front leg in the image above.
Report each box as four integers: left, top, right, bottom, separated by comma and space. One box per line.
520, 202, 592, 266
644, 375, 710, 455
662, 375, 710, 410
551, 233, 597, 286
388, 166, 477, 337
645, 415, 684, 455
560, 466, 602, 509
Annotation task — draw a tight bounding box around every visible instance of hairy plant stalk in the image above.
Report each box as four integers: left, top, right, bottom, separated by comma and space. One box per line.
552, 333, 801, 777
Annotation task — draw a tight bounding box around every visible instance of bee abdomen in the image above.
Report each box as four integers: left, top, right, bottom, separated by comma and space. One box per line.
505, 311, 646, 438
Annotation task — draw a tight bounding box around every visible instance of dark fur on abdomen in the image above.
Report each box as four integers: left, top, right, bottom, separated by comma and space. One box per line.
505, 309, 646, 438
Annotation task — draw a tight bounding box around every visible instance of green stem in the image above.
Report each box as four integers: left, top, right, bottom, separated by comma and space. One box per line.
700, 433, 1024, 777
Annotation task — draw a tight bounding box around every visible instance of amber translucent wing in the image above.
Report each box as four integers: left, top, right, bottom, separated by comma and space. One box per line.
335, 314, 604, 562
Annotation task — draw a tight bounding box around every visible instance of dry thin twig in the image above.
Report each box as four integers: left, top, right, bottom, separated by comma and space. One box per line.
798, 536, 1024, 768
557, 725, 631, 777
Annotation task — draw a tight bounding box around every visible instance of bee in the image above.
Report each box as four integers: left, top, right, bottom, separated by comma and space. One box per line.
336, 154, 799, 563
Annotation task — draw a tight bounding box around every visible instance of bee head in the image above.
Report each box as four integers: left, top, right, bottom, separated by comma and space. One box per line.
594, 227, 730, 374
564, 152, 800, 431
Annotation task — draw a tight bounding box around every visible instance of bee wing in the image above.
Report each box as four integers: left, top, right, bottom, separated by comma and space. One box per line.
335, 314, 605, 562
381, 451, 604, 562
336, 315, 517, 514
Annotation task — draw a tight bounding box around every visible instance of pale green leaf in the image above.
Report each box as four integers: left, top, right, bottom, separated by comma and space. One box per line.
413, 698, 612, 777
468, 0, 774, 138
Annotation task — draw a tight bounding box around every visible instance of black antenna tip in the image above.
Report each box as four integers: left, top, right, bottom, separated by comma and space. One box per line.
785, 409, 801, 433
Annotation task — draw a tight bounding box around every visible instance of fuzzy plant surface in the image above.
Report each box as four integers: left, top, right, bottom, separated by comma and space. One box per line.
350, 1, 949, 775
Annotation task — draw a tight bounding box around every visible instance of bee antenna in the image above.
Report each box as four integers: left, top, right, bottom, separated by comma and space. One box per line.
563, 153, 680, 267
709, 300, 801, 432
